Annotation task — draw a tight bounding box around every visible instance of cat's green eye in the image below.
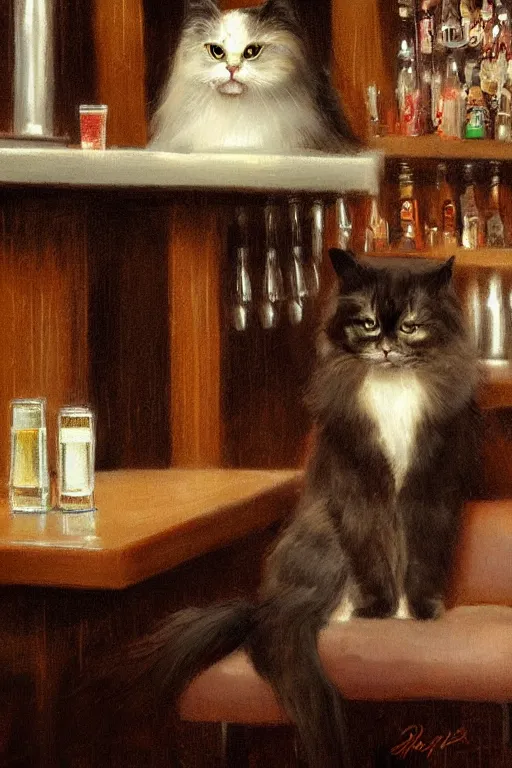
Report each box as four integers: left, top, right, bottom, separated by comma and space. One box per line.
243, 44, 263, 60
206, 43, 226, 61
400, 322, 418, 334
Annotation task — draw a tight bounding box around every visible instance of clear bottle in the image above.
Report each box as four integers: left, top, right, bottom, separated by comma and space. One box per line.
439, 56, 466, 138
481, 0, 497, 56
495, 82, 512, 140
365, 197, 389, 252
9, 398, 50, 513
460, 163, 483, 249
397, 3, 420, 137
494, 0, 512, 57
397, 163, 421, 250
437, 162, 459, 247
418, 3, 435, 133
486, 161, 506, 247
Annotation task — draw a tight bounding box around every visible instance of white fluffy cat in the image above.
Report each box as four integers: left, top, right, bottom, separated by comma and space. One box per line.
149, 0, 358, 153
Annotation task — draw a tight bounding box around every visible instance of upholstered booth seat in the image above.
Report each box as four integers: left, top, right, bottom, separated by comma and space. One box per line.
180, 500, 512, 724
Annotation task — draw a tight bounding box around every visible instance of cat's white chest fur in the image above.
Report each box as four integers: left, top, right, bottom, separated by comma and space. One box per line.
359, 370, 427, 490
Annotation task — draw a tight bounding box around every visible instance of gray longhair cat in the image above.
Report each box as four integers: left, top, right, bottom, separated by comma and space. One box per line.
70, 252, 481, 768
149, 0, 359, 152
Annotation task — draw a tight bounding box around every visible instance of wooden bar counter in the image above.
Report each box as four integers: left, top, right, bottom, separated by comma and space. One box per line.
0, 468, 302, 589
0, 469, 302, 767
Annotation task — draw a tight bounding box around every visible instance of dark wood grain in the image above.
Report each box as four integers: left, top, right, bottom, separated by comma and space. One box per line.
0, 189, 89, 495
88, 193, 171, 470
92, 0, 148, 147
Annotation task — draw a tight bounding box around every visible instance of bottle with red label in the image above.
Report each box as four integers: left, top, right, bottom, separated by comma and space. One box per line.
396, 1, 420, 135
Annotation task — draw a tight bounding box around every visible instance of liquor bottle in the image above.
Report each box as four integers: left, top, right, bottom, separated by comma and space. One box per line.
424, 166, 442, 248
418, 3, 435, 132
486, 161, 506, 247
437, 163, 459, 247
495, 80, 512, 140
466, 67, 489, 139
397, 163, 422, 250
439, 56, 466, 138
397, 2, 420, 136
425, 163, 459, 248
494, 0, 512, 57
364, 197, 390, 252
460, 163, 483, 249
481, 0, 497, 56
439, 0, 465, 47
460, 0, 475, 43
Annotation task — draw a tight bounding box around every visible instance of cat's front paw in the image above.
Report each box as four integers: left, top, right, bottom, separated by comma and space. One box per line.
410, 597, 444, 621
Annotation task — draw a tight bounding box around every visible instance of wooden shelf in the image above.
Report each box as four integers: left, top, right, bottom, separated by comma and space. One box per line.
365, 248, 512, 270
0, 468, 302, 590
0, 147, 383, 195
375, 135, 512, 162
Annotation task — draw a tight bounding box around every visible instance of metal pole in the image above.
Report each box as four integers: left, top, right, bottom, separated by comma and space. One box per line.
14, 0, 55, 138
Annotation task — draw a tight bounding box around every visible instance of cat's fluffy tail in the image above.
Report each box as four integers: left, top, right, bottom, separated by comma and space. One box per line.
66, 598, 351, 768
248, 594, 352, 768
140, 599, 255, 700
63, 599, 254, 751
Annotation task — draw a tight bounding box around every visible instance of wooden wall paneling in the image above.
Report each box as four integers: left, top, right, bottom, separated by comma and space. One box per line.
91, 0, 148, 147
88, 192, 171, 470
169, 196, 223, 467
331, 0, 393, 142
0, 189, 89, 497
143, 0, 185, 127
54, 0, 96, 143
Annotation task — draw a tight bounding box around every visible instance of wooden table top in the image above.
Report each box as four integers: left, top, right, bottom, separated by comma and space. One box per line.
0, 468, 302, 590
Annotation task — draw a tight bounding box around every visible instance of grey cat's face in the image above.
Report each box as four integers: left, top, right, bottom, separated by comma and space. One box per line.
181, 0, 304, 98
325, 250, 462, 368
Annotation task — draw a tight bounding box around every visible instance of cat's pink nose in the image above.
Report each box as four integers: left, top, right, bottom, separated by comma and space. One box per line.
381, 344, 391, 357
226, 65, 239, 77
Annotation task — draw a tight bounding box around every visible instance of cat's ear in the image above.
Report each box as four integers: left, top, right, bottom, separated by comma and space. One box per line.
329, 248, 365, 283
185, 0, 220, 18
427, 256, 455, 291
259, 0, 298, 24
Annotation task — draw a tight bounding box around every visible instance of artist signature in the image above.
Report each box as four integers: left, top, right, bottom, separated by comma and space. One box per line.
391, 724, 470, 760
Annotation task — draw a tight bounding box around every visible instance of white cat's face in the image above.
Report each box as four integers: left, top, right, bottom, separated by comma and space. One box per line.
180, 9, 304, 99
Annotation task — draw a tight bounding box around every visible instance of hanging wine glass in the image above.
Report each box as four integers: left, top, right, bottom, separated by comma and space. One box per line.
286, 198, 308, 326
308, 199, 324, 297
259, 200, 285, 330
229, 206, 252, 332
336, 197, 352, 250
